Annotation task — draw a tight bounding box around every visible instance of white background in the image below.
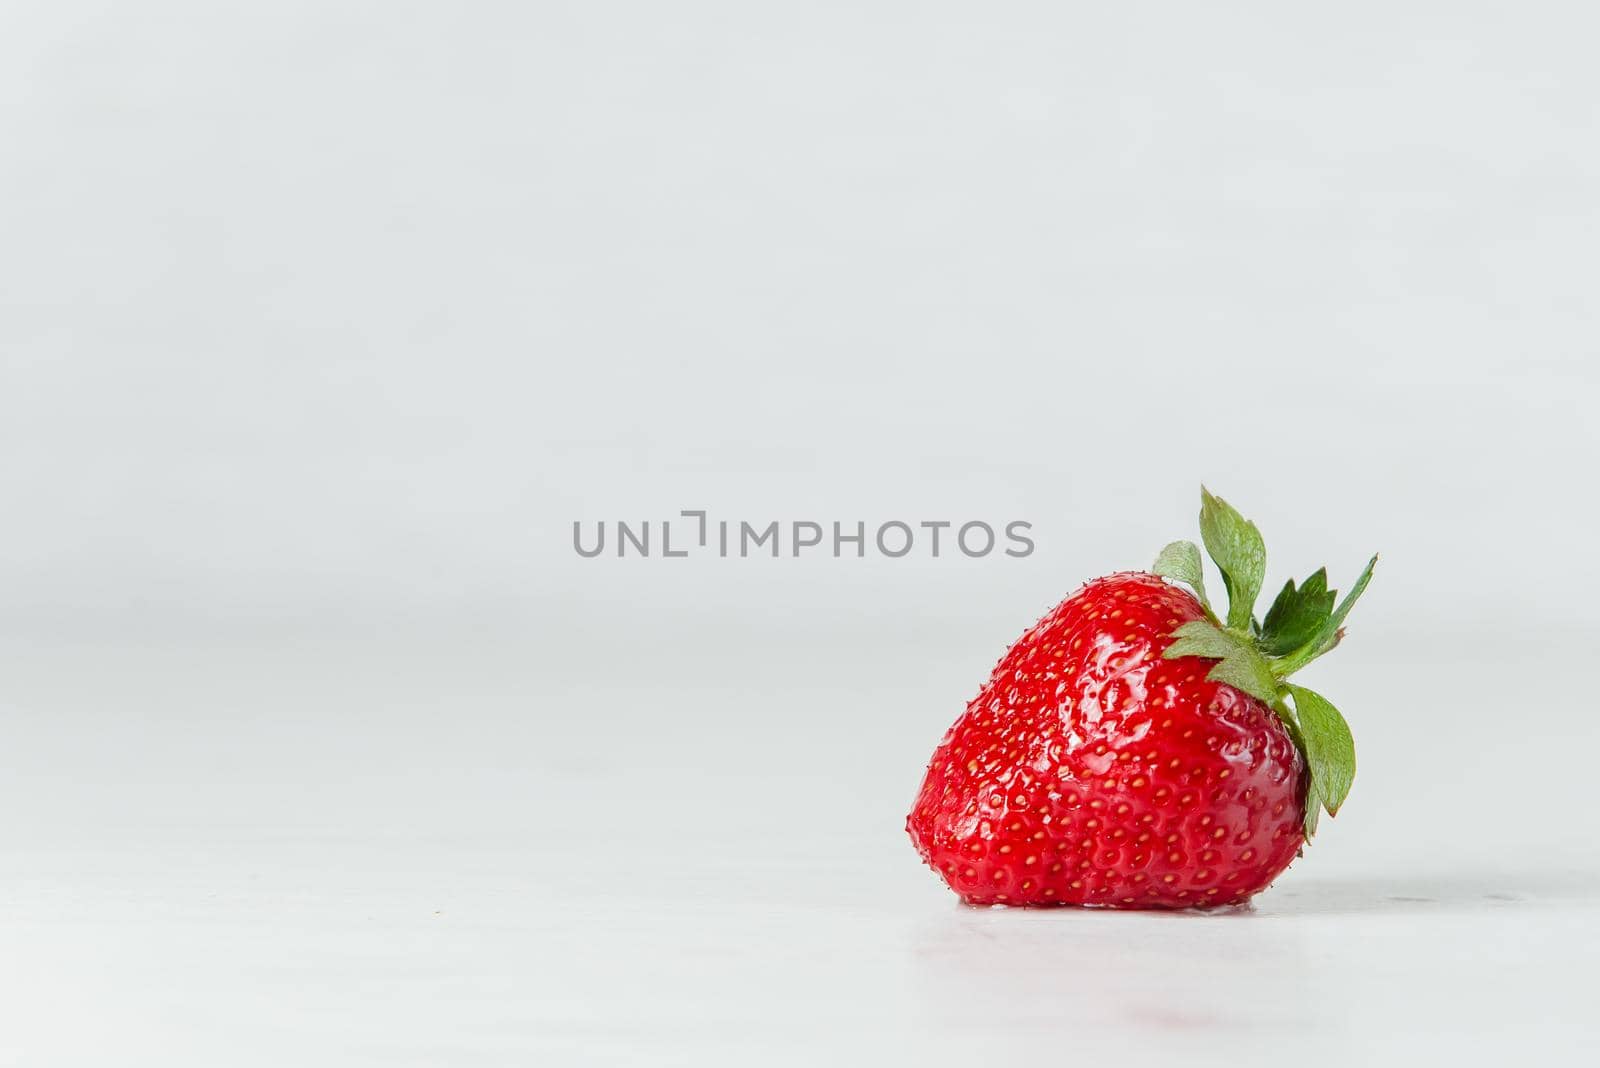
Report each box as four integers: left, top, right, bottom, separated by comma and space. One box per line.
2, 3, 1597, 1064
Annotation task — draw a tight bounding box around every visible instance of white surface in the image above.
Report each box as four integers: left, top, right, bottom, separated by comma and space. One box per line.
2, 637, 1596, 1065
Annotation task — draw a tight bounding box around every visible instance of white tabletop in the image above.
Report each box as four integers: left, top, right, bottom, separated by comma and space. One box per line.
3, 634, 1594, 1066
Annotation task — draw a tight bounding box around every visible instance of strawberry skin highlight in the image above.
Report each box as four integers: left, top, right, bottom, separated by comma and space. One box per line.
907, 572, 1305, 908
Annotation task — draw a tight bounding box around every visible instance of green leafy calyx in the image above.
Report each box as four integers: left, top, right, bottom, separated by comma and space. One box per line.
1149, 488, 1377, 840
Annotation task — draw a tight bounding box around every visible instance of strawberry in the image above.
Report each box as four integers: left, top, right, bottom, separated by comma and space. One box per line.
907, 488, 1374, 909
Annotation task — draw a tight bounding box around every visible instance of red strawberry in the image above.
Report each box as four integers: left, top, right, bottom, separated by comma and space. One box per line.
907, 488, 1374, 909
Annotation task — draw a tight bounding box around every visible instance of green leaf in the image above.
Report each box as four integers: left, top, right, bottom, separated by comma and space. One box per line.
1269, 554, 1379, 676
1286, 683, 1356, 822
1152, 540, 1212, 612
1198, 488, 1266, 631
1164, 620, 1280, 705
1257, 567, 1335, 655
1320, 554, 1377, 651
